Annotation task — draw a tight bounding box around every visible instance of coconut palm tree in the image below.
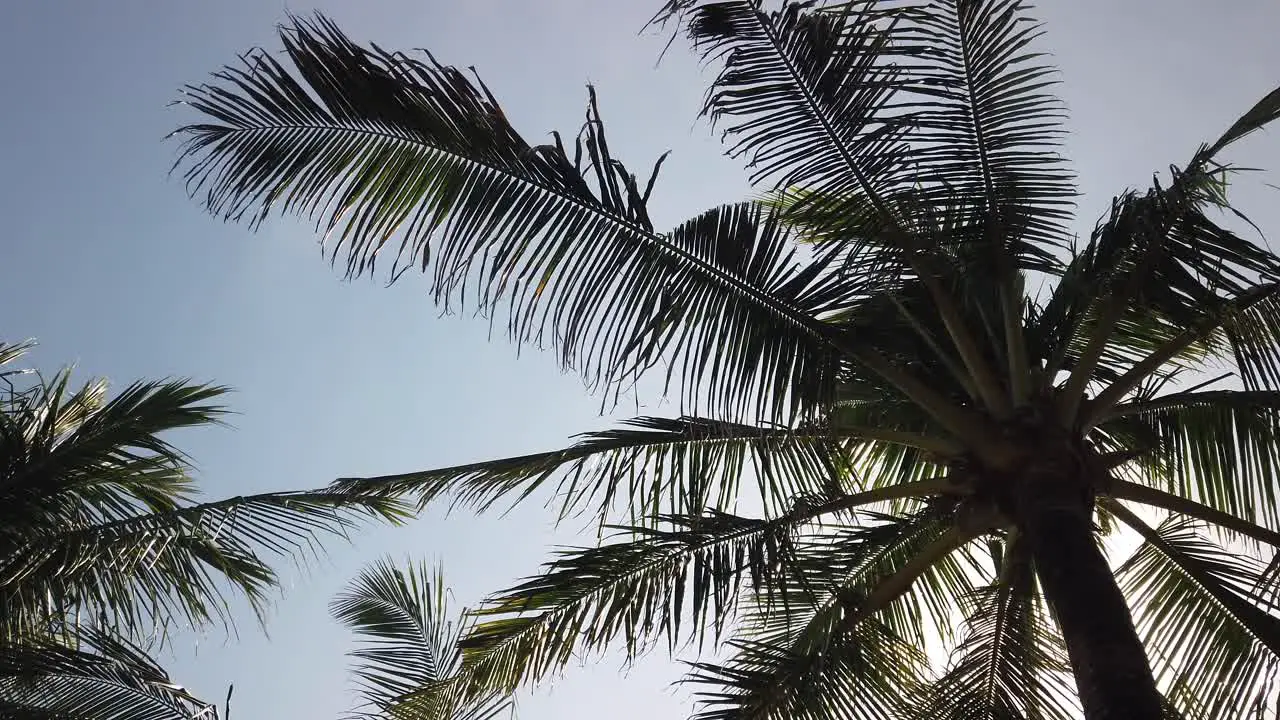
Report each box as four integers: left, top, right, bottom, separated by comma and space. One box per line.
170, 2, 1280, 718
0, 340, 406, 718
331, 559, 514, 720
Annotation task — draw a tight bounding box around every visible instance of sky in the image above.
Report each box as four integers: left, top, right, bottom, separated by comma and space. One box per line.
3, 1, 1280, 718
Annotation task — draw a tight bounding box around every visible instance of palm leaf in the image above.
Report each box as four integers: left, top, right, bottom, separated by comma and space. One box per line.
398, 499, 961, 716
1097, 389, 1280, 532
1038, 83, 1280, 406
900, 0, 1074, 260
680, 508, 966, 720
0, 341, 34, 369
0, 354, 408, 641
332, 558, 512, 720
171, 15, 867, 422
0, 378, 227, 502
686, 619, 918, 720
1, 490, 407, 639
904, 534, 1077, 720
0, 627, 216, 720
676, 0, 1060, 420
331, 414, 955, 528
1109, 504, 1280, 717
679, 0, 1078, 281
402, 507, 813, 714
682, 1, 909, 203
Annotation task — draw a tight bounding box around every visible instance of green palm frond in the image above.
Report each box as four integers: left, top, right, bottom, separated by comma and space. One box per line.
0, 341, 34, 369
331, 414, 955, 528
905, 535, 1077, 720
900, 0, 1074, 252
0, 627, 216, 720
1110, 504, 1280, 716
0, 346, 408, 644
1038, 85, 1280, 416
1041, 194, 1280, 408
1097, 390, 1280, 531
678, 504, 990, 720
839, 395, 951, 489
403, 508, 811, 713
0, 378, 211, 573
1082, 283, 1280, 432
1, 489, 407, 639
679, 0, 1075, 289
674, 0, 1073, 421
686, 619, 918, 720
682, 1, 914, 215
332, 559, 512, 720
170, 15, 874, 423
681, 515, 947, 720
401, 500, 971, 718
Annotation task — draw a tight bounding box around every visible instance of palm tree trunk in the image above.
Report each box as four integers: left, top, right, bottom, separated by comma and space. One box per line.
1017, 473, 1163, 720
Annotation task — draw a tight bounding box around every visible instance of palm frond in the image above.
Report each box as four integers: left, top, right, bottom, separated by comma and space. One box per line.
400, 507, 815, 715
398, 500, 964, 717
331, 414, 954, 528
171, 15, 868, 422
1083, 283, 1280, 429
680, 1, 1039, 416
0, 627, 216, 720
332, 558, 512, 720
683, 1, 910, 207
0, 351, 407, 638
678, 503, 990, 720
0, 376, 224, 559
1109, 503, 1280, 716
1, 490, 407, 640
901, 0, 1074, 260
677, 0, 1074, 259
1096, 389, 1280, 532
904, 534, 1077, 720
686, 619, 918, 720
1109, 481, 1280, 552
838, 395, 951, 490
1039, 83, 1280, 405
0, 341, 35, 378
680, 511, 966, 720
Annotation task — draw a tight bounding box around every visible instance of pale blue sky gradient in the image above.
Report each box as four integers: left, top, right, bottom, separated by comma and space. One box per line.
2, 1, 1280, 718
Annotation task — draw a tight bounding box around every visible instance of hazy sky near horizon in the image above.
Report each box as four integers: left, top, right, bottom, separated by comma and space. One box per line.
3, 1, 1280, 718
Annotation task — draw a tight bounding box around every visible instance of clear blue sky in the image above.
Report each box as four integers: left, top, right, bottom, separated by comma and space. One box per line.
2, 1, 1279, 718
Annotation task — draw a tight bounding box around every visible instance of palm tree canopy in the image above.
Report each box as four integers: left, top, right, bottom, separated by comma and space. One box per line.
0, 340, 409, 718
171, 2, 1280, 718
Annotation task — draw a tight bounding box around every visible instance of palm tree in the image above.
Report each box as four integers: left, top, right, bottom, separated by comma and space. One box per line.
331, 559, 513, 720
0, 340, 406, 718
169, 2, 1280, 718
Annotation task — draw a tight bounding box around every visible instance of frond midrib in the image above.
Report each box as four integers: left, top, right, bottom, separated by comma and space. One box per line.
980, 582, 1014, 712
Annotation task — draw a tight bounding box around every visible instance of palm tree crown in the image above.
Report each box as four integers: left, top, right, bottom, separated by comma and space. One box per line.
172, 2, 1280, 718
0, 340, 406, 718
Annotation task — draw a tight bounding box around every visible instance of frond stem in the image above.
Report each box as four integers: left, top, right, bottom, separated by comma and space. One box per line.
1109, 481, 1280, 548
